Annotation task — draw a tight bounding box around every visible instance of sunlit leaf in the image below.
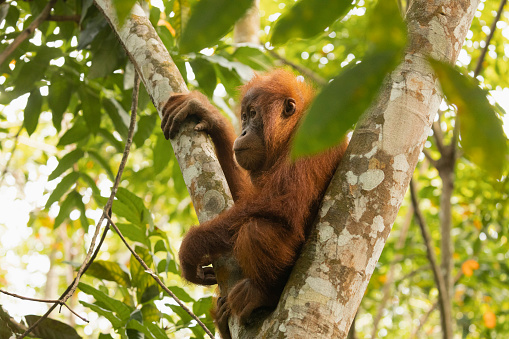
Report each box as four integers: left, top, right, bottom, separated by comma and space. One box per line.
79, 85, 101, 133
57, 119, 90, 146
270, 0, 353, 45
153, 133, 172, 175
114, 187, 153, 228
172, 0, 190, 42
133, 114, 157, 147
79, 301, 123, 328
54, 191, 81, 229
87, 150, 115, 180
292, 50, 401, 157
430, 59, 507, 178
24, 89, 43, 136
13, 46, 59, 95
232, 46, 273, 71
114, 222, 150, 249
49, 149, 85, 180
112, 0, 137, 27
130, 246, 159, 304
48, 72, 72, 131
45, 171, 80, 209
78, 282, 133, 321
86, 260, 132, 287
190, 58, 217, 97
103, 97, 131, 140
179, 0, 253, 54
292, 0, 406, 158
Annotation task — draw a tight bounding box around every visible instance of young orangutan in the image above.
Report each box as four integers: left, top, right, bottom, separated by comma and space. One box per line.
161, 70, 346, 338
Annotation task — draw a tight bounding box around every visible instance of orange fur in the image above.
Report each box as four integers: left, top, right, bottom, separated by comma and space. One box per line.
176, 70, 346, 338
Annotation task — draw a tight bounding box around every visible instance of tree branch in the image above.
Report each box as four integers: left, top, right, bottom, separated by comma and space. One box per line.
0, 290, 88, 323
19, 70, 141, 339
0, 125, 22, 186
473, 0, 507, 77
0, 0, 57, 65
410, 180, 452, 338
105, 214, 214, 338
47, 15, 81, 23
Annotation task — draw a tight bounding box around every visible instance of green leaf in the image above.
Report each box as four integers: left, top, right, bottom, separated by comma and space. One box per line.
103, 97, 131, 140
154, 239, 166, 253
48, 72, 72, 131
179, 0, 254, 53
78, 172, 101, 197
13, 46, 60, 95
79, 85, 101, 132
292, 0, 406, 158
153, 133, 172, 175
5, 4, 20, 28
130, 246, 159, 304
24, 89, 43, 136
80, 301, 124, 328
89, 27, 126, 78
115, 223, 150, 249
98, 128, 124, 153
149, 6, 161, 28
366, 0, 406, 52
45, 172, 80, 209
25, 315, 82, 339
430, 60, 507, 178
169, 286, 194, 303
126, 319, 156, 339
112, 0, 137, 27
78, 9, 108, 49
190, 58, 217, 97
193, 296, 212, 317
133, 114, 156, 147
114, 188, 153, 227
167, 304, 193, 325
141, 303, 159, 324
292, 50, 402, 157
87, 150, 115, 180
145, 322, 169, 339
172, 0, 191, 42
54, 191, 81, 229
78, 282, 133, 321
270, 0, 354, 45
49, 149, 85, 181
85, 260, 132, 287
232, 46, 272, 71
57, 119, 90, 146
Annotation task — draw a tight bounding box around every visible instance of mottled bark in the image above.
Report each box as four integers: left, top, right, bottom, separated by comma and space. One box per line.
95, 0, 480, 338
234, 0, 260, 45
234, 1, 479, 337
94, 0, 233, 223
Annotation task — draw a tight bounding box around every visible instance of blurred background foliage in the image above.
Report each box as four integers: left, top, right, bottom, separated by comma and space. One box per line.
0, 0, 508, 338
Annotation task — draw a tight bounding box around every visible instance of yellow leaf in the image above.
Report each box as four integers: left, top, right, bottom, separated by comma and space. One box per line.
461, 259, 480, 277
474, 219, 482, 230
158, 19, 176, 37
483, 311, 496, 329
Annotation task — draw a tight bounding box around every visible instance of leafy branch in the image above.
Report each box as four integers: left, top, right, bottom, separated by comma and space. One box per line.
0, 0, 57, 65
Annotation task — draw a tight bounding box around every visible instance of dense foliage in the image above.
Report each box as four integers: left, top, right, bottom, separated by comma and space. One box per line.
0, 0, 508, 338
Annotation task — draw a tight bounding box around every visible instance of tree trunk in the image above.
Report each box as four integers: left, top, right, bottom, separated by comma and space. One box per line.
95, 0, 479, 337
233, 0, 260, 45
94, 0, 234, 224
233, 1, 479, 337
